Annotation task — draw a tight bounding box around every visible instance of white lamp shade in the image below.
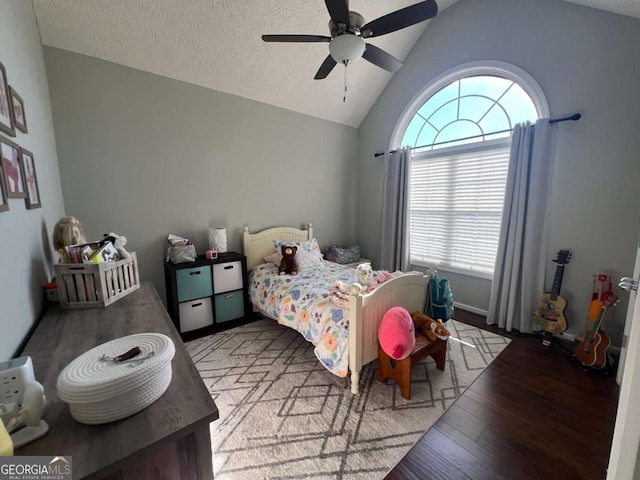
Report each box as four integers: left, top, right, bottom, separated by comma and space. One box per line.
209, 227, 227, 253
329, 35, 365, 64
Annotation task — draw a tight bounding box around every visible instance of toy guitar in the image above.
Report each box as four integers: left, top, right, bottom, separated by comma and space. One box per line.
587, 274, 613, 321
532, 250, 572, 333
574, 294, 618, 369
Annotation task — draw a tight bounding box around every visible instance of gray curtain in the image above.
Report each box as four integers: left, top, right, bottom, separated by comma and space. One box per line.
379, 147, 411, 272
487, 119, 555, 332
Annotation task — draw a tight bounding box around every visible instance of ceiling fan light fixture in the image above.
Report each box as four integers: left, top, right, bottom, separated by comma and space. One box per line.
262, 0, 439, 79
329, 34, 365, 64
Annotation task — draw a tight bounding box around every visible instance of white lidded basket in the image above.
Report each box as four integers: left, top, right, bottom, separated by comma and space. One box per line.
57, 333, 175, 425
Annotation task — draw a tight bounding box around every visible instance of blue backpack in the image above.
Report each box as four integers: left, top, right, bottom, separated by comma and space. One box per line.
427, 274, 454, 322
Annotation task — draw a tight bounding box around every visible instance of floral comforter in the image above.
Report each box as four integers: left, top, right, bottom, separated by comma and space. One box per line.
249, 262, 358, 377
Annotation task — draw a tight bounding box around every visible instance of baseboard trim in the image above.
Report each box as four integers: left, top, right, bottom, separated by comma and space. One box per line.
552, 333, 621, 351
454, 302, 488, 317
450, 307, 624, 355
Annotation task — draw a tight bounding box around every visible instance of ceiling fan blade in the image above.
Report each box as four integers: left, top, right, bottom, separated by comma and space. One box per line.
362, 44, 402, 73
325, 0, 350, 28
262, 34, 331, 43
361, 0, 438, 38
314, 55, 338, 80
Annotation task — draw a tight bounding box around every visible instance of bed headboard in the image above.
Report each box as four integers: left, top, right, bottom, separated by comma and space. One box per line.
242, 223, 313, 271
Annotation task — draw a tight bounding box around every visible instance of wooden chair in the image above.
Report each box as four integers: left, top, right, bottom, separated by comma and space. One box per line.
377, 332, 447, 399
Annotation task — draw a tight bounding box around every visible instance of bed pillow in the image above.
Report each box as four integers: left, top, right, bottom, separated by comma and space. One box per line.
273, 238, 324, 271
295, 239, 324, 270
264, 251, 282, 265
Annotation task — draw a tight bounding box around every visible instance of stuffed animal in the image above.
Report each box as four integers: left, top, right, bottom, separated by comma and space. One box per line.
104, 232, 130, 259
411, 311, 431, 333
411, 311, 450, 341
428, 319, 450, 341
356, 262, 373, 287
53, 216, 87, 251
378, 307, 415, 360
278, 245, 298, 275
357, 263, 394, 292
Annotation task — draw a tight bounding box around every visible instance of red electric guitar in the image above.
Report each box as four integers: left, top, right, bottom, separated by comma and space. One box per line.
532, 250, 572, 334
574, 294, 618, 369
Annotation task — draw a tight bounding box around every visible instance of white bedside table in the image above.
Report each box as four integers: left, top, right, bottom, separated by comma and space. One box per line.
344, 258, 372, 268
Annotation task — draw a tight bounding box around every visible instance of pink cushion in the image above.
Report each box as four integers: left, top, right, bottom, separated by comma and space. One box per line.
378, 307, 415, 360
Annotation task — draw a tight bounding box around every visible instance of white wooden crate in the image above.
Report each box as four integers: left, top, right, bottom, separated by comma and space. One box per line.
55, 252, 140, 308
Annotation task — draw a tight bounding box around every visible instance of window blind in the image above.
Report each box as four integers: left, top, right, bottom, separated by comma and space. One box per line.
409, 140, 511, 275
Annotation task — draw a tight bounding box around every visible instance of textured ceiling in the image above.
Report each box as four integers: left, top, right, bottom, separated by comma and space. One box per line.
563, 0, 640, 19
32, 0, 640, 128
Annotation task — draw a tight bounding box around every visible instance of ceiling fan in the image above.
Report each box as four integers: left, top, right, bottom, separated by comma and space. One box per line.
262, 0, 438, 80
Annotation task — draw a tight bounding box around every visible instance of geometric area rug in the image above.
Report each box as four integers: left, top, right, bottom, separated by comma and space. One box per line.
186, 319, 511, 480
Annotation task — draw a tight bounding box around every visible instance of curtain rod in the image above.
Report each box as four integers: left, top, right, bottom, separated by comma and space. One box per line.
374, 113, 582, 158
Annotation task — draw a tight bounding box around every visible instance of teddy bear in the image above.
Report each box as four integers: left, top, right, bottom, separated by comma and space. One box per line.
411, 311, 450, 341
104, 232, 130, 259
278, 245, 298, 275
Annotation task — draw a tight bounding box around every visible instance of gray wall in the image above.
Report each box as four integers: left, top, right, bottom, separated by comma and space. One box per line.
44, 47, 358, 305
0, 2, 66, 359
357, 0, 640, 344
5, 0, 637, 358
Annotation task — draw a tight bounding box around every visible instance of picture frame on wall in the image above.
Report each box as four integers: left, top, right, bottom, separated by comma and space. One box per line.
0, 166, 8, 212
10, 87, 27, 134
21, 147, 40, 209
0, 62, 15, 137
0, 135, 26, 198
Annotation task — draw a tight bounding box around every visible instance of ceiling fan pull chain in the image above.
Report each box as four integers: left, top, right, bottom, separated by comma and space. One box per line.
343, 63, 348, 103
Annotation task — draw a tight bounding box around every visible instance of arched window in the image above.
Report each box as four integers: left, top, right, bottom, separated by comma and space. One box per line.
395, 62, 548, 277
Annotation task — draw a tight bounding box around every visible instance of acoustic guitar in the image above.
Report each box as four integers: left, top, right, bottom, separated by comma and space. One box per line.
574, 294, 618, 369
532, 250, 572, 333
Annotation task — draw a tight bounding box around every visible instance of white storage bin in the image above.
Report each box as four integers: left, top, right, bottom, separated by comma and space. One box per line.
213, 261, 243, 294
57, 333, 175, 425
178, 297, 213, 332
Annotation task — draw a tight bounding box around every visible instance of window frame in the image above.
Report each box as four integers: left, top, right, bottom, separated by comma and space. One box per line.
390, 61, 549, 279
391, 61, 550, 147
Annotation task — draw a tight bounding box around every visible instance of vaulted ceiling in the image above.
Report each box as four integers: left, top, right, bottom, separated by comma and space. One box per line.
32, 0, 640, 128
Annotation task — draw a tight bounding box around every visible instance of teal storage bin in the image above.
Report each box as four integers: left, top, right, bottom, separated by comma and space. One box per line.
215, 290, 245, 323
176, 266, 213, 302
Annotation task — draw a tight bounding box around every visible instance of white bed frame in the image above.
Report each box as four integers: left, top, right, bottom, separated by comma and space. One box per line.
242, 223, 430, 394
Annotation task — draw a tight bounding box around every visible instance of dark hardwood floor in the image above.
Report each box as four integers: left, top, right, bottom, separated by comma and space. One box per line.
386, 309, 620, 480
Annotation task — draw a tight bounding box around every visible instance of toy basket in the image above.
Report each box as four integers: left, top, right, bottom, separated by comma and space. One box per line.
55, 252, 140, 308
57, 332, 175, 424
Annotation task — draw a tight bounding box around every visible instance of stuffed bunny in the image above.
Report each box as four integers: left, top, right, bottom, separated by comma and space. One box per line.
104, 232, 130, 259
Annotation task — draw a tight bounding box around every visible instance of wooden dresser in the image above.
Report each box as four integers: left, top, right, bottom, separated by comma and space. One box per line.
16, 283, 219, 480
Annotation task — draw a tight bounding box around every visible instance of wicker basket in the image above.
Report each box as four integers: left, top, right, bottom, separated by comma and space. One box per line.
57, 333, 175, 424
55, 252, 140, 308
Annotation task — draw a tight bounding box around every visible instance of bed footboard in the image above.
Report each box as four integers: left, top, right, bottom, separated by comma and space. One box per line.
347, 274, 430, 394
